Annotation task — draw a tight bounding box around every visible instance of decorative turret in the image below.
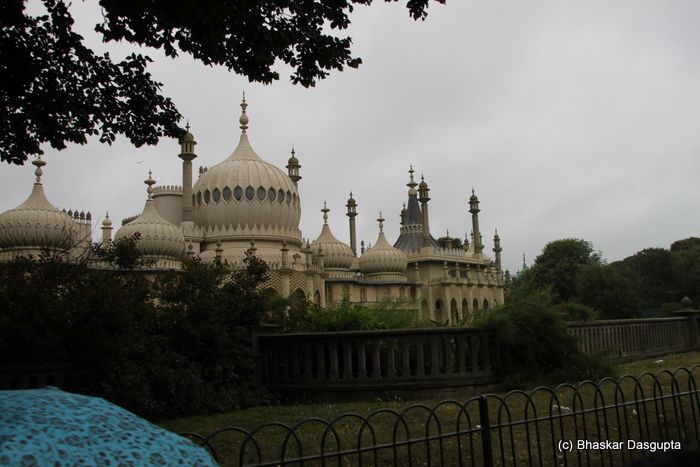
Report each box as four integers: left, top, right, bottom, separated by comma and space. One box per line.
311, 202, 354, 269
418, 175, 432, 248
493, 229, 502, 272
114, 171, 186, 267
359, 212, 407, 280
101, 212, 113, 245
400, 203, 407, 226
286, 147, 301, 184
179, 121, 198, 223
469, 189, 483, 254
346, 191, 358, 256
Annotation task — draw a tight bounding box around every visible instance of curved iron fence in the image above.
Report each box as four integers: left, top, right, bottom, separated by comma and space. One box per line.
183, 365, 700, 466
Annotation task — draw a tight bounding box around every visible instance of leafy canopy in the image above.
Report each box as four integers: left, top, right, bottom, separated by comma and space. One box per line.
1, 0, 445, 165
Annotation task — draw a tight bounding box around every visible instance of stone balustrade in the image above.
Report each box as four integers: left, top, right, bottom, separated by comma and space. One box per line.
255, 327, 500, 392
567, 317, 698, 361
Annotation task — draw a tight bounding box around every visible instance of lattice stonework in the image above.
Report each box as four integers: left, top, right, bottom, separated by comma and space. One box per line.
263, 270, 283, 294
289, 271, 309, 296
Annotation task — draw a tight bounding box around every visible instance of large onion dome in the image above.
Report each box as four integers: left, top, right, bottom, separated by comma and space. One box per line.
359, 213, 407, 276
0, 157, 77, 254
192, 97, 301, 245
114, 172, 185, 263
311, 203, 354, 269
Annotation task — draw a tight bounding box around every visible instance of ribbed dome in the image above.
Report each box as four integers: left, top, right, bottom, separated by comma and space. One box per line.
115, 176, 185, 261
192, 133, 301, 243
359, 216, 407, 275
0, 159, 77, 252
311, 205, 354, 269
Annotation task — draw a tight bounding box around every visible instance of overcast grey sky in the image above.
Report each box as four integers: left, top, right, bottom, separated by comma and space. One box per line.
3, 0, 700, 273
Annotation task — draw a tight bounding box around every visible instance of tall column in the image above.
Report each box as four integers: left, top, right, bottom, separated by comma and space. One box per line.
418, 176, 432, 247
179, 123, 197, 222
469, 189, 483, 254
346, 192, 358, 256
493, 229, 503, 272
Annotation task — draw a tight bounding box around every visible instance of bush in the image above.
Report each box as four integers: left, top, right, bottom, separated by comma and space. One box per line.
272, 295, 423, 332
475, 290, 613, 388
0, 246, 273, 419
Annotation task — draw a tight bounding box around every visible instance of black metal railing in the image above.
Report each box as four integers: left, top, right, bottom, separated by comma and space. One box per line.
183, 366, 700, 466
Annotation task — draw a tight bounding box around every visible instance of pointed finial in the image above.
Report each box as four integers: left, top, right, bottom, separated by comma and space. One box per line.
185, 120, 190, 131
32, 155, 46, 183
145, 170, 156, 199
321, 201, 329, 225
407, 164, 418, 189
291, 146, 295, 157
377, 211, 385, 233
239, 92, 249, 133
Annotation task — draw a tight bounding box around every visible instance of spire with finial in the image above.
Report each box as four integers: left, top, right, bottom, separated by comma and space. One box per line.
239, 92, 249, 133
321, 201, 329, 225
145, 170, 156, 199
32, 155, 46, 184
377, 211, 385, 233
407, 164, 417, 190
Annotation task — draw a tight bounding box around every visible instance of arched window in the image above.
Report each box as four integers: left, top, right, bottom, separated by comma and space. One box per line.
435, 299, 444, 321
212, 188, 221, 203
473, 298, 479, 314
268, 188, 276, 202
222, 186, 232, 201
483, 299, 489, 310
245, 186, 255, 201
462, 298, 469, 321
278, 189, 285, 203
313, 290, 321, 308
257, 186, 266, 201
234, 186, 243, 201
450, 298, 458, 324
203, 189, 210, 204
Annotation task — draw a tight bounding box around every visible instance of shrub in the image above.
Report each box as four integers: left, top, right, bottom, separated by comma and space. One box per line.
475, 290, 613, 388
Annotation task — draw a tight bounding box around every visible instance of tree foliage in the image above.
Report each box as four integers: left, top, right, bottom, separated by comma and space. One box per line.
575, 263, 639, 319
2, 0, 445, 165
525, 238, 601, 302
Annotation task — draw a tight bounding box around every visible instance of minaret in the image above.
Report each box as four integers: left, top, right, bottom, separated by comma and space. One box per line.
346, 192, 358, 256
286, 147, 301, 184
418, 175, 432, 247
493, 229, 502, 272
400, 203, 407, 226
179, 122, 197, 223
469, 189, 483, 254
101, 212, 113, 245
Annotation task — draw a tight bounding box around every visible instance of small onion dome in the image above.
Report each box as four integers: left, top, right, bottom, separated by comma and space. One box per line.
469, 188, 478, 202
0, 157, 77, 252
102, 215, 113, 228
287, 147, 299, 165
311, 203, 354, 269
359, 213, 407, 275
418, 176, 428, 190
114, 172, 185, 260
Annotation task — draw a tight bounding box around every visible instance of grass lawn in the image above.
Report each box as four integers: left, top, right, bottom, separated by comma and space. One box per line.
159, 352, 700, 466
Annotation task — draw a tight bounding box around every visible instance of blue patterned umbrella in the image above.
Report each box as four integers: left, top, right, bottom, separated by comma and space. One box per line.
0, 387, 217, 466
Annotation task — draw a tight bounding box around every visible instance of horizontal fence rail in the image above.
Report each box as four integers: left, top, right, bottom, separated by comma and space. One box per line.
567, 317, 698, 362
255, 327, 501, 391
184, 366, 700, 467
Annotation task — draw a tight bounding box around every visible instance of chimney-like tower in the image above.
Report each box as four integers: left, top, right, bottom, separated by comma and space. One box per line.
101, 212, 113, 245
469, 189, 483, 254
346, 192, 358, 256
179, 122, 197, 223
418, 175, 432, 247
493, 229, 502, 272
